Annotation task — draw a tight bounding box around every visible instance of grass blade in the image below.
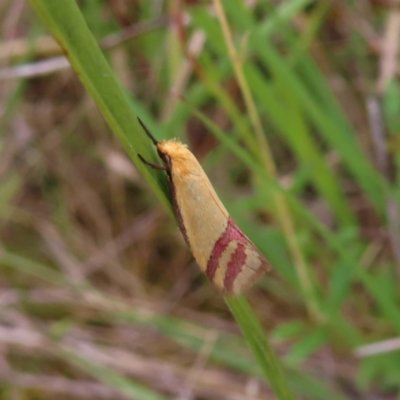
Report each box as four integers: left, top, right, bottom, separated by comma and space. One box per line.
29, 0, 171, 212
226, 296, 295, 400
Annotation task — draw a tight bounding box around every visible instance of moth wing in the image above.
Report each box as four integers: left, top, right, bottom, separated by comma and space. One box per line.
207, 218, 271, 296
229, 236, 270, 296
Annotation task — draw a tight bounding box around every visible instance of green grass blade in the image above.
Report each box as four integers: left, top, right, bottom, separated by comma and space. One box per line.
28, 0, 171, 213
221, 0, 387, 216
59, 349, 168, 400
244, 64, 356, 227
226, 296, 295, 400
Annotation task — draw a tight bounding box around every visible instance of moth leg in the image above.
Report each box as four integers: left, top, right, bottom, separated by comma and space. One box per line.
138, 154, 167, 171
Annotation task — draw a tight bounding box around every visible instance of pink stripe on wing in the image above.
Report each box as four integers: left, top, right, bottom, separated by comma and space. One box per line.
223, 242, 247, 292
206, 217, 248, 282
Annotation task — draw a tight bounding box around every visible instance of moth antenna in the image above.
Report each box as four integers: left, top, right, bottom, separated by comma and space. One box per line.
138, 118, 159, 146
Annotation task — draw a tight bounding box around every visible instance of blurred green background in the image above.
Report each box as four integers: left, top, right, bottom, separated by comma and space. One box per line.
1, 0, 400, 399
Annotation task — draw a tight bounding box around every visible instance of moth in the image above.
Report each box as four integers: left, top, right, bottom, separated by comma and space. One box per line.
138, 119, 270, 295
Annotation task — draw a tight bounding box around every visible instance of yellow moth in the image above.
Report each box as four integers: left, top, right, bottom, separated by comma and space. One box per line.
138, 119, 270, 295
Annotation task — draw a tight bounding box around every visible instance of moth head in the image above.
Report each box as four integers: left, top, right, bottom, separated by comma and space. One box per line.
157, 139, 188, 160
158, 140, 199, 177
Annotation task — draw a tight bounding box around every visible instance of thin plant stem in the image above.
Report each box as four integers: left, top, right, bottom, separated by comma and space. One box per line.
212, 0, 324, 323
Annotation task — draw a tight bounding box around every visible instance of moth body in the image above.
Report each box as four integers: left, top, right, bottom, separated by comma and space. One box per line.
138, 120, 270, 295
